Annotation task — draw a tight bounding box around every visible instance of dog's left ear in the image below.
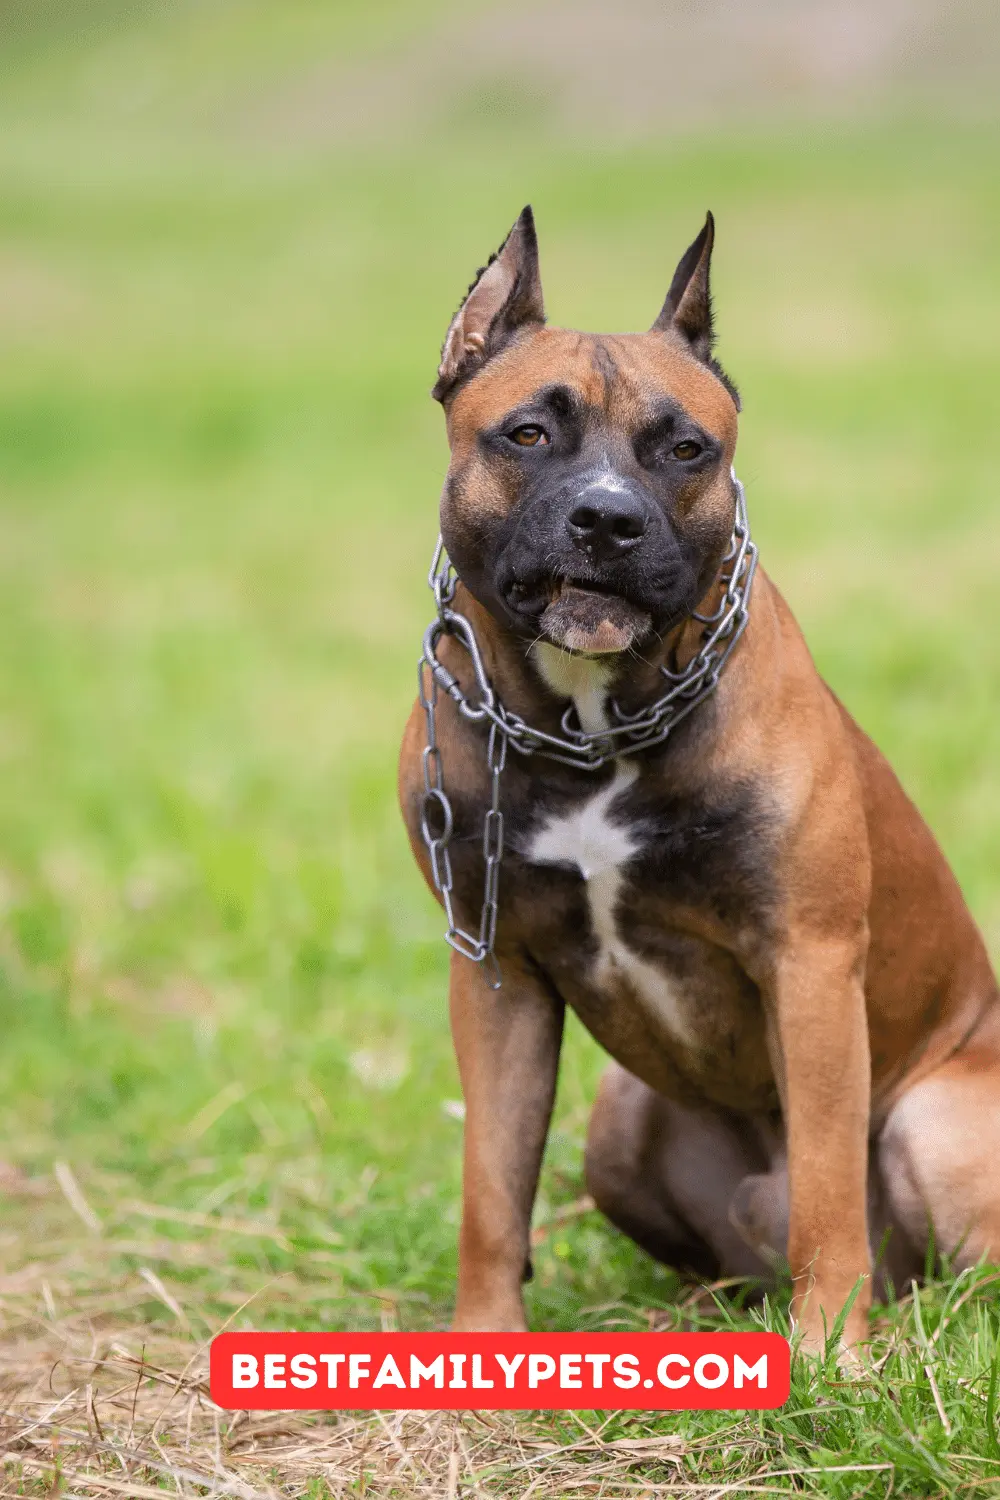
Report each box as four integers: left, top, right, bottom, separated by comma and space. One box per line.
652, 212, 716, 359
652, 212, 739, 408
433, 206, 545, 403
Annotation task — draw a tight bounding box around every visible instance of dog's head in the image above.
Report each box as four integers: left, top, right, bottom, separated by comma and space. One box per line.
433, 207, 741, 657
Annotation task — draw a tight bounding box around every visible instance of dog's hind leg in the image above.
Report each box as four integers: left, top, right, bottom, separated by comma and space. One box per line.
878, 1006, 1000, 1275
585, 1061, 775, 1281
585, 1062, 931, 1298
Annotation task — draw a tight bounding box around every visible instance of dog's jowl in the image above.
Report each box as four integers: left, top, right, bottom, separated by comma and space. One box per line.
398, 207, 1000, 1359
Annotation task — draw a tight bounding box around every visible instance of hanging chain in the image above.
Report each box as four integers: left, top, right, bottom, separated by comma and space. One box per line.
416, 474, 757, 988
418, 648, 505, 988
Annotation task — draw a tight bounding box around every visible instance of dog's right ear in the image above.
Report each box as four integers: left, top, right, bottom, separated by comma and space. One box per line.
432, 206, 545, 404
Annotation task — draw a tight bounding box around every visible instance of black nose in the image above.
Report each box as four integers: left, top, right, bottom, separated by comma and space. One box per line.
567, 487, 649, 563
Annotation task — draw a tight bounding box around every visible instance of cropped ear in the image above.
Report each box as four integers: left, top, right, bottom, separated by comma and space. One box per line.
432, 206, 545, 403
652, 212, 739, 408
651, 212, 715, 360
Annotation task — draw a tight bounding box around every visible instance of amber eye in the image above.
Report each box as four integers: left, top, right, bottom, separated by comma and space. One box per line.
672, 440, 703, 460
508, 425, 548, 447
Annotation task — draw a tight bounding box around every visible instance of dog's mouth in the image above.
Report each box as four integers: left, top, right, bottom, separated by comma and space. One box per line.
538, 577, 652, 656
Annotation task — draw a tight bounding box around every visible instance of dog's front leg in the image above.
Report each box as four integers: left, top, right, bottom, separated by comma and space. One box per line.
770, 937, 872, 1359
449, 951, 564, 1331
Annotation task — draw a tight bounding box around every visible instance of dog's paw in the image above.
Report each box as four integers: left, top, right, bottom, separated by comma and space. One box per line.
792, 1318, 868, 1376
451, 1307, 529, 1333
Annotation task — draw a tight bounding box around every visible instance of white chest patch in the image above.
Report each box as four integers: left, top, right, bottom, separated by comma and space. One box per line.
526, 765, 694, 1046
530, 763, 640, 881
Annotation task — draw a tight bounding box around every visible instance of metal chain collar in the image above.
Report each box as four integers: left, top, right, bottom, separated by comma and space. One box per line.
417, 475, 758, 988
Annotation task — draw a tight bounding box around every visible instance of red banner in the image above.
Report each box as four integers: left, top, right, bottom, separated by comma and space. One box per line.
211, 1331, 789, 1410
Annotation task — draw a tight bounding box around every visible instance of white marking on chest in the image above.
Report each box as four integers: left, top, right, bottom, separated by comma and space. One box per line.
530, 762, 640, 881
526, 758, 695, 1047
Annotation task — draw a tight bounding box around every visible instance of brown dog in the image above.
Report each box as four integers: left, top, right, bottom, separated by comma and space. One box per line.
398, 207, 1000, 1358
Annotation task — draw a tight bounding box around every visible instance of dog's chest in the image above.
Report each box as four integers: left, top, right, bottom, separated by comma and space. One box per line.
509, 648, 776, 1099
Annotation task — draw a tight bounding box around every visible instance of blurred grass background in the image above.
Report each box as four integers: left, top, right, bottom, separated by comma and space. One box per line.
0, 0, 998, 1341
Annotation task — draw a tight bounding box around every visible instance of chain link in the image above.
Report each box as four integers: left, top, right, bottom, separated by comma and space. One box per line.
416, 473, 757, 988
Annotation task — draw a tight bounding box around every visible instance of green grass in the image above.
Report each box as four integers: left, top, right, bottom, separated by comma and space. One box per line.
1, 3, 1000, 1494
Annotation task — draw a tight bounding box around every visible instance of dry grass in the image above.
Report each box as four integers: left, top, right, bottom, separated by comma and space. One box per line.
0, 1329, 695, 1500
0, 1167, 696, 1498
0, 1306, 695, 1499
0, 1201, 721, 1499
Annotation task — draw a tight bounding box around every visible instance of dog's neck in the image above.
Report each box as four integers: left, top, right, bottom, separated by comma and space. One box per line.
529, 644, 617, 734
453, 570, 729, 743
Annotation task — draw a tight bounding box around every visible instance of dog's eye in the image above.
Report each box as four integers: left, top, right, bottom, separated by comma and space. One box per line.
508, 425, 549, 447
672, 440, 703, 461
